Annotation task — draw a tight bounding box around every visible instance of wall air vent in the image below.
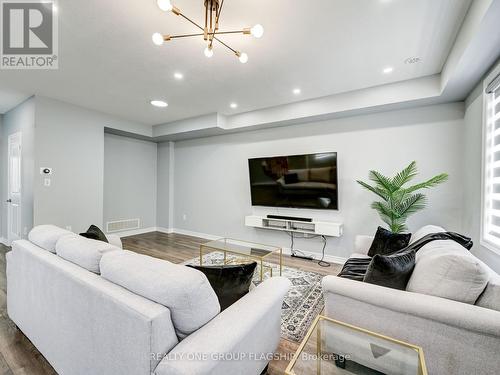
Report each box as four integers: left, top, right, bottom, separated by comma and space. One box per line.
106, 218, 140, 233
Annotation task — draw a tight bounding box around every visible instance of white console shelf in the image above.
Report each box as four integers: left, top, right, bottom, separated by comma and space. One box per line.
245, 215, 343, 237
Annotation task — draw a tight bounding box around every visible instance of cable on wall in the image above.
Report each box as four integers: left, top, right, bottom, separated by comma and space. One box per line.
287, 232, 330, 267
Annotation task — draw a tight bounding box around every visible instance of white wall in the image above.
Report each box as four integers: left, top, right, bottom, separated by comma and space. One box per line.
1, 98, 35, 240
156, 142, 172, 229
463, 60, 500, 273
33, 96, 147, 233
104, 133, 157, 230
171, 103, 465, 260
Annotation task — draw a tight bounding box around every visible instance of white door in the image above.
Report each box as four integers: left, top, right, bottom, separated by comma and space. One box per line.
7, 132, 22, 244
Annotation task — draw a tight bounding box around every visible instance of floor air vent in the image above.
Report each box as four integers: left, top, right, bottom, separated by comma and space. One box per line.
106, 219, 141, 233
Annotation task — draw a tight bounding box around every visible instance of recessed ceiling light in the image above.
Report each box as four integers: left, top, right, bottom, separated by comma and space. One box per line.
405, 57, 421, 65
150, 100, 168, 108
383, 67, 394, 74
293, 88, 302, 95
174, 72, 184, 80
230, 103, 238, 109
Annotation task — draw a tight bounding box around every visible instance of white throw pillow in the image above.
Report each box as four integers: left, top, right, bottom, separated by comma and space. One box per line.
56, 234, 120, 273
476, 275, 500, 312
407, 252, 490, 304
100, 250, 220, 339
28, 225, 73, 253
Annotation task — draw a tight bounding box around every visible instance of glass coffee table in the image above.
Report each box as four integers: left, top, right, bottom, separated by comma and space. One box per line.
286, 315, 427, 375
200, 238, 283, 281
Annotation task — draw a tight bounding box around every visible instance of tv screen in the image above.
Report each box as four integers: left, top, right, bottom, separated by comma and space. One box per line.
248, 152, 338, 210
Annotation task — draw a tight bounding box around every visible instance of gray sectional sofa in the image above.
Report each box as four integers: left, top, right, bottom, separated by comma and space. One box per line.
322, 225, 500, 375
6, 225, 291, 375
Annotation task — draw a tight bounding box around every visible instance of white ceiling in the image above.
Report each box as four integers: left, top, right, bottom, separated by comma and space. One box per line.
0, 0, 473, 125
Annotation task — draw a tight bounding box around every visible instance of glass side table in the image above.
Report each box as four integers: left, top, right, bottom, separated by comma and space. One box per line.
200, 238, 283, 281
286, 315, 428, 375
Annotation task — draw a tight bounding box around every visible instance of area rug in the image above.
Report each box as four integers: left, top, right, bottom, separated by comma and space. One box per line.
183, 252, 325, 343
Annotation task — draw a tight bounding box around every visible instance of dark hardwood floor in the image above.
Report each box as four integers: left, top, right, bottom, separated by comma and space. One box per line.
0, 232, 341, 375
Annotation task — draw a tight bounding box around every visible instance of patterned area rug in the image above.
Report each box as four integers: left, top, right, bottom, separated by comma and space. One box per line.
183, 252, 325, 343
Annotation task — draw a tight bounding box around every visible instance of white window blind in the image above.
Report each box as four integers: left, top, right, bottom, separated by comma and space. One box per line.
483, 76, 500, 251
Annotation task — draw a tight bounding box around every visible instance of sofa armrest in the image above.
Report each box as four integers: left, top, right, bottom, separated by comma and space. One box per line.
353, 235, 373, 255
154, 277, 291, 375
106, 234, 123, 249
322, 275, 500, 336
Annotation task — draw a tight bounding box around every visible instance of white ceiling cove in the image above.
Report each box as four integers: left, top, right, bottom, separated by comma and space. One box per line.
0, 0, 475, 125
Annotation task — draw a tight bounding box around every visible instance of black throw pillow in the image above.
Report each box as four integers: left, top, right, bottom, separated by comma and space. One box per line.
79, 225, 108, 243
363, 250, 416, 290
368, 226, 411, 257
187, 262, 257, 310
284, 173, 299, 184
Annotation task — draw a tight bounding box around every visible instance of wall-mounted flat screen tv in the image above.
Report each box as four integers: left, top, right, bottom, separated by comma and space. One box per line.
248, 152, 338, 210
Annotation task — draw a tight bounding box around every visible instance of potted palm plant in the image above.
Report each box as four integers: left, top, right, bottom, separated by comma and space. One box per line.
357, 161, 448, 233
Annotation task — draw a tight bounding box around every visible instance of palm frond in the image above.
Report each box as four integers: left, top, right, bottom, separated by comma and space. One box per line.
391, 161, 418, 188
369, 170, 397, 193
396, 193, 427, 217
371, 201, 393, 224
405, 173, 449, 194
356, 180, 390, 201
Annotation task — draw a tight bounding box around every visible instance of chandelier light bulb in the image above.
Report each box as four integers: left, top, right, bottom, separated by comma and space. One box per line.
157, 0, 173, 12
152, 33, 165, 46
204, 46, 214, 58
250, 24, 264, 38
238, 52, 248, 64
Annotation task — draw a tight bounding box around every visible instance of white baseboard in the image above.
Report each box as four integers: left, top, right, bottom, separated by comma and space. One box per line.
171, 228, 221, 241
156, 227, 174, 234
112, 227, 158, 238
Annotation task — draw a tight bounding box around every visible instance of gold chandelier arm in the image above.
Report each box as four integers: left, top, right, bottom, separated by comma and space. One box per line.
209, 0, 225, 48
168, 33, 205, 40
167, 3, 238, 55
167, 31, 247, 41
212, 36, 237, 54
214, 30, 248, 36
178, 13, 205, 33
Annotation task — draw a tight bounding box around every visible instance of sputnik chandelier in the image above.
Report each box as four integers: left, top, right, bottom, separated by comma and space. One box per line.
152, 0, 264, 63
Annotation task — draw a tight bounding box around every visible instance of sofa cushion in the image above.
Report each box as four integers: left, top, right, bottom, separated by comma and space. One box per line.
476, 275, 500, 312
410, 225, 445, 244
28, 225, 73, 253
79, 224, 108, 243
187, 262, 257, 310
100, 250, 220, 339
407, 252, 490, 304
368, 227, 411, 257
56, 234, 120, 273
364, 250, 416, 290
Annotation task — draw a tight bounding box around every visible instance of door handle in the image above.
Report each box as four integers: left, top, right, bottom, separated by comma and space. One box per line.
6, 199, 12, 203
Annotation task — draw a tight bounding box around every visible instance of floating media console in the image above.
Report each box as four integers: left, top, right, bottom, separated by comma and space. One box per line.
245, 215, 343, 237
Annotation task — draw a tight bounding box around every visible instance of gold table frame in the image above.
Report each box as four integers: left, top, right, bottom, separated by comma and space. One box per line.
199, 238, 283, 281
285, 315, 428, 375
